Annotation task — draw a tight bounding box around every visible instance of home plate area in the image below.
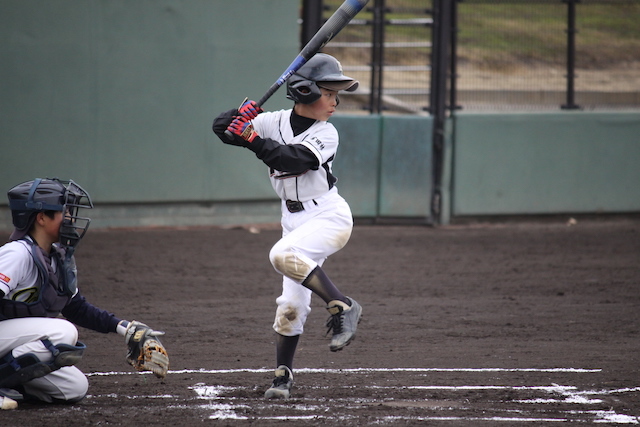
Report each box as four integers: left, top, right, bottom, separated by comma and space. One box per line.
166, 367, 640, 424
6, 222, 636, 427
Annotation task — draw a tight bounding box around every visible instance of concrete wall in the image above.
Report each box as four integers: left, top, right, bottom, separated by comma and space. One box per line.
0, 111, 436, 229
451, 111, 640, 218
0, 0, 298, 205
331, 116, 433, 219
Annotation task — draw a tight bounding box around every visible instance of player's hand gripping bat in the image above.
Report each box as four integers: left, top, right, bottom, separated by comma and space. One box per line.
225, 0, 370, 140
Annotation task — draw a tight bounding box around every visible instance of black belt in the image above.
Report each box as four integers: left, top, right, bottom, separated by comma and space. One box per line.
286, 200, 305, 213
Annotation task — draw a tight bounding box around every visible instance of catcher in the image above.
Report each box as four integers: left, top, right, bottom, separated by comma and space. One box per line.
0, 178, 169, 410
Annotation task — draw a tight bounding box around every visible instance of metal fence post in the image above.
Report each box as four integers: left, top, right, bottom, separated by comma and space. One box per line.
562, 0, 581, 110
301, 0, 324, 47
449, 0, 460, 112
370, 0, 386, 114
430, 0, 453, 224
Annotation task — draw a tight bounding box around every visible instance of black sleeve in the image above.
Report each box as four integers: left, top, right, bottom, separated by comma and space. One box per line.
213, 110, 319, 173
212, 108, 253, 148
212, 109, 238, 137
246, 136, 319, 174
61, 292, 122, 334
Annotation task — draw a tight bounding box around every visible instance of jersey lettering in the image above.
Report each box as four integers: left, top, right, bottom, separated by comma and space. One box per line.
309, 136, 325, 150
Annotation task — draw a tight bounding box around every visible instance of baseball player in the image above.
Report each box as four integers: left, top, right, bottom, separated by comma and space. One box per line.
212, 53, 363, 399
0, 178, 169, 410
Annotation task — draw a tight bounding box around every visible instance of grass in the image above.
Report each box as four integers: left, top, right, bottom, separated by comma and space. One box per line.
322, 0, 640, 69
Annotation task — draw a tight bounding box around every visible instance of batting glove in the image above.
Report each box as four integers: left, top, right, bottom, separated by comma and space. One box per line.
227, 116, 260, 143
238, 100, 263, 120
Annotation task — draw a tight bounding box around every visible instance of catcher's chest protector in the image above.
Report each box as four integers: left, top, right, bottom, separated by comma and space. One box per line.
0, 240, 73, 320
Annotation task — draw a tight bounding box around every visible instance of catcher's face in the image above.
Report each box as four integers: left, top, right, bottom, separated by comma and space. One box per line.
38, 211, 65, 244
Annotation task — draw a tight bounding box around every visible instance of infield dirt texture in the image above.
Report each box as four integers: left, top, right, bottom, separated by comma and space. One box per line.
1, 217, 638, 425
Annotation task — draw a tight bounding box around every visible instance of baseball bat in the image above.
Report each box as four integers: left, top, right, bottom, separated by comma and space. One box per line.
225, 0, 369, 139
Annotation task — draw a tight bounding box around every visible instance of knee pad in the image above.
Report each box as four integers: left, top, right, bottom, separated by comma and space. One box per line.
0, 340, 86, 389
273, 293, 312, 336
269, 249, 317, 282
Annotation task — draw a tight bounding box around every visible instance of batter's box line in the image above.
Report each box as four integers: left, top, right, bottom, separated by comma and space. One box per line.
83, 369, 639, 424
86, 367, 602, 376
186, 383, 640, 424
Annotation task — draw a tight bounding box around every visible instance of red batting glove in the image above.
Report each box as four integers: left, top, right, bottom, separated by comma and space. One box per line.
238, 100, 263, 120
227, 116, 260, 143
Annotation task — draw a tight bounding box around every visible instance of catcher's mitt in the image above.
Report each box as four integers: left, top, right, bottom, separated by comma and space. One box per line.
124, 321, 169, 379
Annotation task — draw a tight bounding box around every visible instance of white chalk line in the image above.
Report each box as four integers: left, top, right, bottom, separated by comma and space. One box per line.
86, 366, 601, 376
85, 367, 639, 424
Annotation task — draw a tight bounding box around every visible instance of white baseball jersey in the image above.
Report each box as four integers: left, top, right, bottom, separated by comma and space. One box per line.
252, 109, 339, 202
0, 238, 78, 301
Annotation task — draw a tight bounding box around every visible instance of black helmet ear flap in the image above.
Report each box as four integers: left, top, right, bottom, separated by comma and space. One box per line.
286, 76, 322, 104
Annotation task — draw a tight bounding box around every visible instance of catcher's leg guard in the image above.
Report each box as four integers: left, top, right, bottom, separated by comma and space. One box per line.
48, 341, 86, 368
0, 340, 86, 389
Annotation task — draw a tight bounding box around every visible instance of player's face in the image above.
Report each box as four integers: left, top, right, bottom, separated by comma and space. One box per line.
41, 211, 64, 240
296, 88, 339, 121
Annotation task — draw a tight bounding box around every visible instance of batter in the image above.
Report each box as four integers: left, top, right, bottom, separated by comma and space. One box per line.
212, 53, 363, 399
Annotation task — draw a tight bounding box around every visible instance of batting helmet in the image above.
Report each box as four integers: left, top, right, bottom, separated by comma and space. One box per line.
7, 178, 93, 249
286, 53, 359, 105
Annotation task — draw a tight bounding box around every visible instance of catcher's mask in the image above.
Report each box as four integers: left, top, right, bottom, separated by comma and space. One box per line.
286, 53, 359, 105
7, 178, 93, 251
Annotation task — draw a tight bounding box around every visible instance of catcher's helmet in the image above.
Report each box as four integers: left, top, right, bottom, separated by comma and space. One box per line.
7, 178, 93, 249
286, 53, 359, 105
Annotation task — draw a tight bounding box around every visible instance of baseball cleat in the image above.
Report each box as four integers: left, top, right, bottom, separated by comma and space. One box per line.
264, 365, 293, 399
0, 396, 18, 410
326, 297, 363, 352
0, 388, 22, 410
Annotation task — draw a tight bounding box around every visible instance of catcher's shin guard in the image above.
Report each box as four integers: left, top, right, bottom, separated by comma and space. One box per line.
0, 340, 86, 389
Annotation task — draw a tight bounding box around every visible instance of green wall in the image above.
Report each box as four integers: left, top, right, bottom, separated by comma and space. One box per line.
0, 0, 298, 204
451, 112, 640, 217
331, 116, 433, 219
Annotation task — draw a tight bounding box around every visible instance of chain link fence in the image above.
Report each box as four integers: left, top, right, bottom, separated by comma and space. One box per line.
322, 0, 435, 114
455, 0, 640, 111
317, 0, 639, 113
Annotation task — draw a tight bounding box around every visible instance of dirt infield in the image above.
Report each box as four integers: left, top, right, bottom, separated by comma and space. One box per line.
1, 217, 639, 426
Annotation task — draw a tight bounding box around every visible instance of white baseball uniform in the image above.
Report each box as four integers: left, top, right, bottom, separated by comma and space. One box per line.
251, 109, 354, 336
0, 236, 122, 403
